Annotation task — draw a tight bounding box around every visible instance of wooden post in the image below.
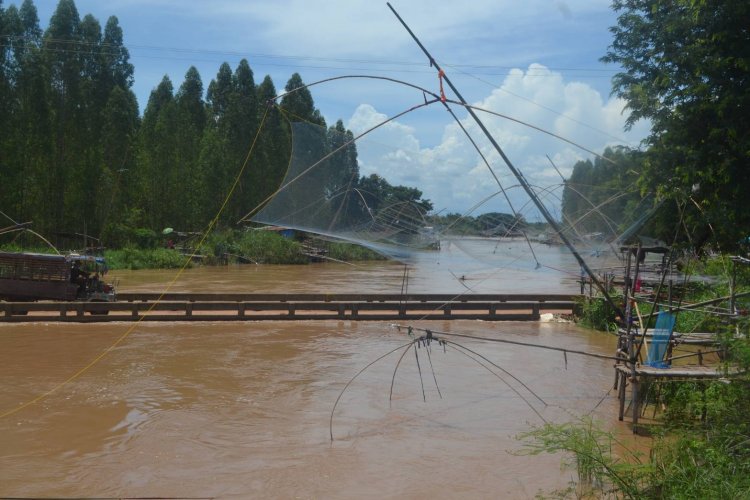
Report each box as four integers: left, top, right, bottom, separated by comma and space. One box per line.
628, 244, 643, 433
618, 372, 626, 421
632, 375, 640, 433
730, 260, 737, 317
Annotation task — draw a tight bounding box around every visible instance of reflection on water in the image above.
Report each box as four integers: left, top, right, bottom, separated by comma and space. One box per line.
0, 241, 636, 498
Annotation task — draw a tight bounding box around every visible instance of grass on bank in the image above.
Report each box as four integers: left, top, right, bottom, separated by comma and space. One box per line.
1, 228, 385, 270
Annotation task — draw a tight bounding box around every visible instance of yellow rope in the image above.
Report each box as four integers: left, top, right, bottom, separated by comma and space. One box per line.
0, 107, 271, 420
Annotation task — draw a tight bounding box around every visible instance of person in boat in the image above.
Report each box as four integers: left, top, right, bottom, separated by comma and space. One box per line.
70, 260, 89, 296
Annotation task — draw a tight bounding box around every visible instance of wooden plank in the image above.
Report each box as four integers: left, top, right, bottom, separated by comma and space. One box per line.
615, 364, 727, 378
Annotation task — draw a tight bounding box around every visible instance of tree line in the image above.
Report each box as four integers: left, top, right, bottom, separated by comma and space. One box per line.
0, 0, 431, 249
562, 0, 749, 252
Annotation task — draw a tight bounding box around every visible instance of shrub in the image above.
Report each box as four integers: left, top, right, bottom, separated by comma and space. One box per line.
577, 296, 619, 332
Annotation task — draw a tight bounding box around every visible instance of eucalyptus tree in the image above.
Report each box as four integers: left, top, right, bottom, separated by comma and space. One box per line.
325, 120, 361, 229
250, 74, 290, 219
200, 62, 233, 224
174, 66, 206, 228
280, 72, 325, 127
226, 59, 260, 222
42, 0, 85, 235
98, 85, 139, 238
138, 75, 176, 229
275, 73, 328, 226
8, 0, 50, 229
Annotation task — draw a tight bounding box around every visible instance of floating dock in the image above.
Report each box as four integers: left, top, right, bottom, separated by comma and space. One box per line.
0, 293, 579, 323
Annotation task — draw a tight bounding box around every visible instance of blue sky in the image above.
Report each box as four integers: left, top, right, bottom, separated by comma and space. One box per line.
29, 0, 650, 217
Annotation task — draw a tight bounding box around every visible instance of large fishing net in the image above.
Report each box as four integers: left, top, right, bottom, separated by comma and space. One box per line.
253, 121, 439, 261
251, 116, 660, 291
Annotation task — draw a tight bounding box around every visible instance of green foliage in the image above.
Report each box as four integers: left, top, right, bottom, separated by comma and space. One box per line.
648, 429, 750, 499
228, 230, 308, 265
198, 229, 307, 265
519, 417, 646, 499
561, 147, 648, 239
319, 240, 384, 262
0, 2, 417, 249
520, 407, 750, 499
604, 0, 750, 251
280, 72, 325, 126
199, 230, 384, 265
526, 296, 750, 498
576, 296, 619, 332
104, 247, 188, 270
100, 208, 159, 249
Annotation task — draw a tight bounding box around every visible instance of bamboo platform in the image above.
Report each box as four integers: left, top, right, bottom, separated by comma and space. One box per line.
0, 293, 579, 323
614, 362, 734, 433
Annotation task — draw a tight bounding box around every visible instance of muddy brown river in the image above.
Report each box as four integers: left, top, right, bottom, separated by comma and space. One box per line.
1, 246, 641, 498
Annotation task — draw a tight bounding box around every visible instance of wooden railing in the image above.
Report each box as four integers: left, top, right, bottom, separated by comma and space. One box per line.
1, 293, 579, 323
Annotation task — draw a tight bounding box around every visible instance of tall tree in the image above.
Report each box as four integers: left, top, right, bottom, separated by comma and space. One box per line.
280, 72, 325, 126
2, 1, 51, 228
174, 66, 206, 228
561, 147, 645, 238
44, 0, 84, 236
98, 85, 139, 234
206, 61, 232, 122
325, 120, 360, 230
250, 74, 290, 220
226, 59, 259, 221
101, 16, 133, 91
274, 73, 328, 226
138, 75, 176, 229
603, 0, 750, 249
201, 62, 233, 224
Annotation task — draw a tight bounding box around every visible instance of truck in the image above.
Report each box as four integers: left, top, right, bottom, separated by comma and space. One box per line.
0, 251, 116, 302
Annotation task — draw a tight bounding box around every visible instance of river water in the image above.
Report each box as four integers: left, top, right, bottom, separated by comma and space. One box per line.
0, 241, 635, 499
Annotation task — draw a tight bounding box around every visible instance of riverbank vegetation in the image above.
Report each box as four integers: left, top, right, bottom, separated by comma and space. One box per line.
532, 258, 750, 498
1, 227, 385, 269
535, 1, 750, 496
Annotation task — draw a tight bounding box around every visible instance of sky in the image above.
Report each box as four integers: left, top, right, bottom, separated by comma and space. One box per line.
28, 0, 651, 218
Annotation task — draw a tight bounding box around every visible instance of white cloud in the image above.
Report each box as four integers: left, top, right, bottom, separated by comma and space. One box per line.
347, 64, 650, 216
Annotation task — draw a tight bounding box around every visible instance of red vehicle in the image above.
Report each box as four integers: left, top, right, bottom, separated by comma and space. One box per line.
0, 252, 116, 302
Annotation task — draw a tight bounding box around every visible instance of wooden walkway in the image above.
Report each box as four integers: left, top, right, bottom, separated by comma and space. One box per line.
0, 293, 578, 323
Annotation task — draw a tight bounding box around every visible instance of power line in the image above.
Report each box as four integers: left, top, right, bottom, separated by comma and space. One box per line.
1, 34, 619, 78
